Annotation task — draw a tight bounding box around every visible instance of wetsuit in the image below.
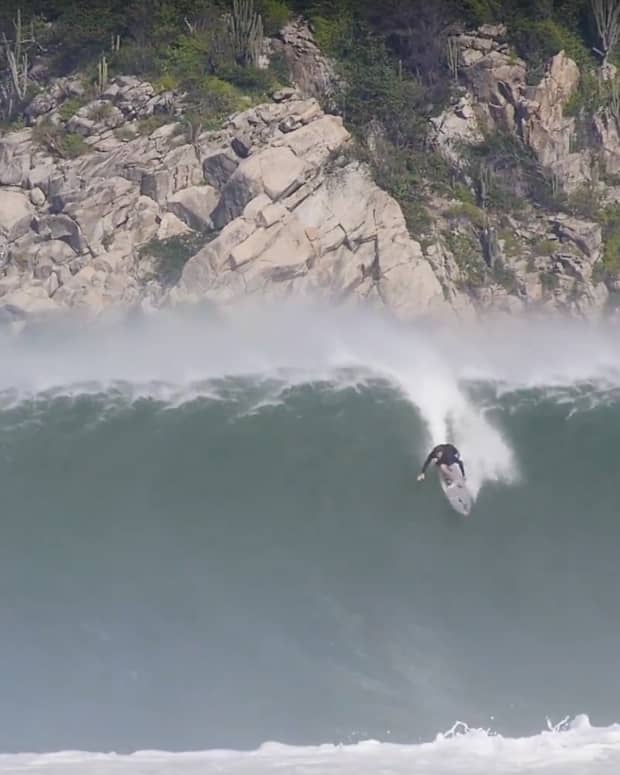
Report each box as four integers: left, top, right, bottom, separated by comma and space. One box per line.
421, 443, 465, 478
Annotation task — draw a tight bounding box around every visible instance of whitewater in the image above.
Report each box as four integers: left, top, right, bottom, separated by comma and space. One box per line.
1, 301, 619, 774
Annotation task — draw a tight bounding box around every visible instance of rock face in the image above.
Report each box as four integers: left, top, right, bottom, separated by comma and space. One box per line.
175, 160, 447, 319
433, 27, 590, 192
0, 78, 449, 322
0, 26, 614, 324
270, 18, 338, 104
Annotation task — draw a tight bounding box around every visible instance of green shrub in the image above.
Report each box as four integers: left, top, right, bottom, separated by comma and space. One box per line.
498, 228, 523, 257
114, 125, 137, 142
164, 32, 213, 89
63, 132, 89, 157
217, 64, 277, 95
509, 18, 593, 75
445, 202, 487, 230
88, 101, 114, 122
362, 141, 433, 234
259, 0, 291, 34
338, 37, 428, 148
268, 50, 291, 85
58, 97, 87, 122
601, 204, 620, 273
32, 120, 89, 158
446, 231, 486, 288
108, 41, 162, 78
460, 0, 501, 26
533, 237, 557, 256
566, 184, 601, 220
466, 132, 564, 213
140, 231, 211, 285
197, 76, 245, 117
136, 115, 169, 136
49, 1, 125, 70
155, 73, 180, 93
311, 13, 355, 57
492, 258, 518, 292
540, 270, 560, 291
453, 184, 477, 207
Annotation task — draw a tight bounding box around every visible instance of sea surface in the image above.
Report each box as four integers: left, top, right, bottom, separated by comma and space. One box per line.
0, 303, 619, 774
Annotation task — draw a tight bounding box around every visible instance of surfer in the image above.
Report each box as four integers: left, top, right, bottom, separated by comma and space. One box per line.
417, 443, 465, 481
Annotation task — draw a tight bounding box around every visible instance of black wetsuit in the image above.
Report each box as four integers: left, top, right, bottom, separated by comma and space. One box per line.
421, 443, 465, 478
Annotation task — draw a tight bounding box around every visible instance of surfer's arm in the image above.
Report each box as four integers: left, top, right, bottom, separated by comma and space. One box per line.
419, 448, 438, 477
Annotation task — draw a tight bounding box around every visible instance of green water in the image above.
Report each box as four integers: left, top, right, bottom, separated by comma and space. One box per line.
0, 375, 619, 752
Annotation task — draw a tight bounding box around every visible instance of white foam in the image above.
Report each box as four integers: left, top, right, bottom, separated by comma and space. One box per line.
2, 303, 620, 495
1, 716, 619, 774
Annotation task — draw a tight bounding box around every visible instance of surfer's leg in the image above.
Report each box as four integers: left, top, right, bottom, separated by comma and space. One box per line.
439, 463, 452, 483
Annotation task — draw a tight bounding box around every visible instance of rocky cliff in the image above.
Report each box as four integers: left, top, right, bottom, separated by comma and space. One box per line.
0, 19, 617, 325
0, 76, 447, 324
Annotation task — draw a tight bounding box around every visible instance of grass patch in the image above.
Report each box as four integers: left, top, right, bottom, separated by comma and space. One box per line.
259, 0, 291, 34
88, 101, 115, 122
539, 270, 560, 292
498, 228, 522, 257
140, 232, 213, 285
492, 258, 518, 293
57, 96, 88, 122
533, 237, 557, 256
445, 202, 487, 230
445, 231, 486, 289
136, 115, 169, 136
32, 120, 89, 158
114, 125, 137, 142
600, 204, 620, 275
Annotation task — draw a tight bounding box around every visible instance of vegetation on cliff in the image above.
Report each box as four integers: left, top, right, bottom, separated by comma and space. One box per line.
2, 0, 620, 303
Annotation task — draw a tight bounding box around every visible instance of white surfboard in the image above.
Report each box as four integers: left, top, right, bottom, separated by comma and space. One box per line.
438, 463, 473, 516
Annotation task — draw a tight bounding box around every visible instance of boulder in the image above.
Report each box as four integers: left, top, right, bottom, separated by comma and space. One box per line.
231, 135, 253, 158
0, 138, 31, 186
203, 151, 239, 189
281, 115, 350, 167
0, 190, 34, 239
166, 185, 219, 231
551, 216, 602, 260
29, 187, 46, 207
35, 239, 77, 265
157, 212, 193, 240
33, 213, 86, 252
211, 146, 306, 228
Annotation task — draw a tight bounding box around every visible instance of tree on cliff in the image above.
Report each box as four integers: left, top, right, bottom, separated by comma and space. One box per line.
590, 0, 620, 66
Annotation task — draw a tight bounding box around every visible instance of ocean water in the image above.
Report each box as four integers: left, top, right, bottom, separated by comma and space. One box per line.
0, 302, 619, 774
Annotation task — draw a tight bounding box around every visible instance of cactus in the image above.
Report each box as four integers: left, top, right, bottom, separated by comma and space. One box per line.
0, 8, 33, 120
230, 0, 264, 67
97, 54, 108, 94
610, 75, 620, 128
447, 36, 459, 82
477, 163, 492, 209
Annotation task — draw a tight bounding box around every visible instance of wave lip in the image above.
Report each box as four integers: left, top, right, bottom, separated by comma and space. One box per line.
2, 716, 619, 774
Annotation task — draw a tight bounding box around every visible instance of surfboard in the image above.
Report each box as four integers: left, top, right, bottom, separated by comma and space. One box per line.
438, 463, 473, 516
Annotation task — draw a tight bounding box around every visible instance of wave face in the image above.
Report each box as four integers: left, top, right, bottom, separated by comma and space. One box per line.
1, 304, 620, 769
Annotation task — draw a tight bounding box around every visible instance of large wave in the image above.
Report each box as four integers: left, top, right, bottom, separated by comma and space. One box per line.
1, 303, 620, 769
3, 303, 619, 492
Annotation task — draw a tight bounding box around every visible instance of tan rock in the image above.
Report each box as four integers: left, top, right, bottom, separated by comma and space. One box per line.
166, 185, 219, 231
257, 202, 288, 228
282, 115, 350, 168
0, 190, 34, 237
211, 147, 306, 228
157, 212, 193, 240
